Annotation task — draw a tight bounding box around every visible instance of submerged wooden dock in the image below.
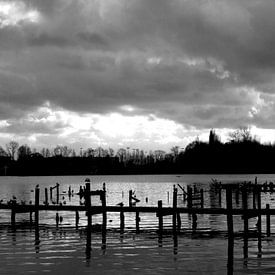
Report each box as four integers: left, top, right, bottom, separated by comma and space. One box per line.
0, 178, 274, 237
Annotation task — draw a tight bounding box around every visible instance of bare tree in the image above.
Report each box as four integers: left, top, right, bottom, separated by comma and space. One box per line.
6, 141, 19, 160
228, 127, 252, 143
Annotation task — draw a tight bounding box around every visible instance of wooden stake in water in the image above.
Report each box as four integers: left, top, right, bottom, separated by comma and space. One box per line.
75, 211, 79, 228
45, 188, 48, 205
102, 183, 107, 232
226, 188, 233, 237
35, 186, 40, 227
242, 187, 248, 238
56, 183, 59, 204
173, 185, 177, 233
136, 211, 140, 233
257, 187, 262, 255
120, 204, 125, 232
85, 181, 91, 228
158, 200, 163, 234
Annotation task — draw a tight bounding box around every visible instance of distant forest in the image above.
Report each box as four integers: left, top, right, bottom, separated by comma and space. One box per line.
1, 127, 275, 175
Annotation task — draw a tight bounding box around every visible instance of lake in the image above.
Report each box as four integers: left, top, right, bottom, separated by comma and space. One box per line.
1, 174, 275, 274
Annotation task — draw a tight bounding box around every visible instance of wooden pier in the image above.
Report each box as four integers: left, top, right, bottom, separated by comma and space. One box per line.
0, 179, 274, 237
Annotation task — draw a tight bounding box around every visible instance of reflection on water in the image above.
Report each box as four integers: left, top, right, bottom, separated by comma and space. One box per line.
0, 226, 230, 274
2, 225, 275, 274
1, 174, 275, 274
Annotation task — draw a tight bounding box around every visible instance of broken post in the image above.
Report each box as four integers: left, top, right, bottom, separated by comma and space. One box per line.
35, 186, 40, 227
136, 211, 140, 233
85, 180, 91, 228
45, 188, 48, 205
173, 185, 177, 233
158, 200, 163, 234
75, 211, 79, 228
56, 183, 59, 204
120, 204, 125, 232
102, 183, 107, 231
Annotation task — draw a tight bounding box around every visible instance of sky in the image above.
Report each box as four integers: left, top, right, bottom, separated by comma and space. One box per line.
1, 0, 275, 153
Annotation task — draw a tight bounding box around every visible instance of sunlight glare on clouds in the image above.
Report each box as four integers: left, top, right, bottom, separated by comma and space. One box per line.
0, 1, 40, 28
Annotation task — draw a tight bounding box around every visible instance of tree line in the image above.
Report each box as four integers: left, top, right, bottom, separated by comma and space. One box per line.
1, 127, 275, 175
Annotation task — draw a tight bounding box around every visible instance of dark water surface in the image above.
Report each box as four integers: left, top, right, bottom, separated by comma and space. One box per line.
1, 174, 275, 274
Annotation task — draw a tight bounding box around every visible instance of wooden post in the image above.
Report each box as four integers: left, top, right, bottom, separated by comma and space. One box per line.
55, 213, 59, 227
173, 185, 177, 233
50, 187, 52, 200
56, 183, 59, 204
136, 211, 140, 233
85, 181, 91, 228
129, 190, 133, 207
102, 183, 107, 231
35, 186, 40, 227
242, 187, 248, 238
158, 200, 163, 234
30, 211, 33, 225
45, 188, 48, 205
266, 204, 270, 237
120, 204, 125, 232
75, 211, 79, 228
257, 187, 262, 254
226, 188, 233, 237
200, 189, 204, 208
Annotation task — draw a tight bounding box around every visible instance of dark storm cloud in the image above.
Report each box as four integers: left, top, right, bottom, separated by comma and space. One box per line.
1, 0, 275, 131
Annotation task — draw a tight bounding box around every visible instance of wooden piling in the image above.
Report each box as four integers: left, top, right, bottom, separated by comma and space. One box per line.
173, 186, 177, 233
266, 204, 270, 237
129, 190, 133, 207
158, 200, 163, 234
56, 183, 59, 204
45, 188, 48, 205
257, 187, 262, 254
85, 181, 91, 228
136, 211, 140, 233
35, 186, 40, 227
226, 188, 233, 237
11, 207, 16, 227
200, 189, 204, 208
50, 187, 52, 200
242, 187, 248, 238
75, 211, 79, 228
102, 183, 107, 231
120, 204, 125, 232
30, 211, 33, 224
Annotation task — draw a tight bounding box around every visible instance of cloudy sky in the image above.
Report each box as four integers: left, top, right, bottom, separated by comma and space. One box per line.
1, 0, 275, 152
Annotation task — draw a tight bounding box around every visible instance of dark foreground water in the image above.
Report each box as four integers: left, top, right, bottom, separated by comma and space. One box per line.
1, 174, 275, 274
